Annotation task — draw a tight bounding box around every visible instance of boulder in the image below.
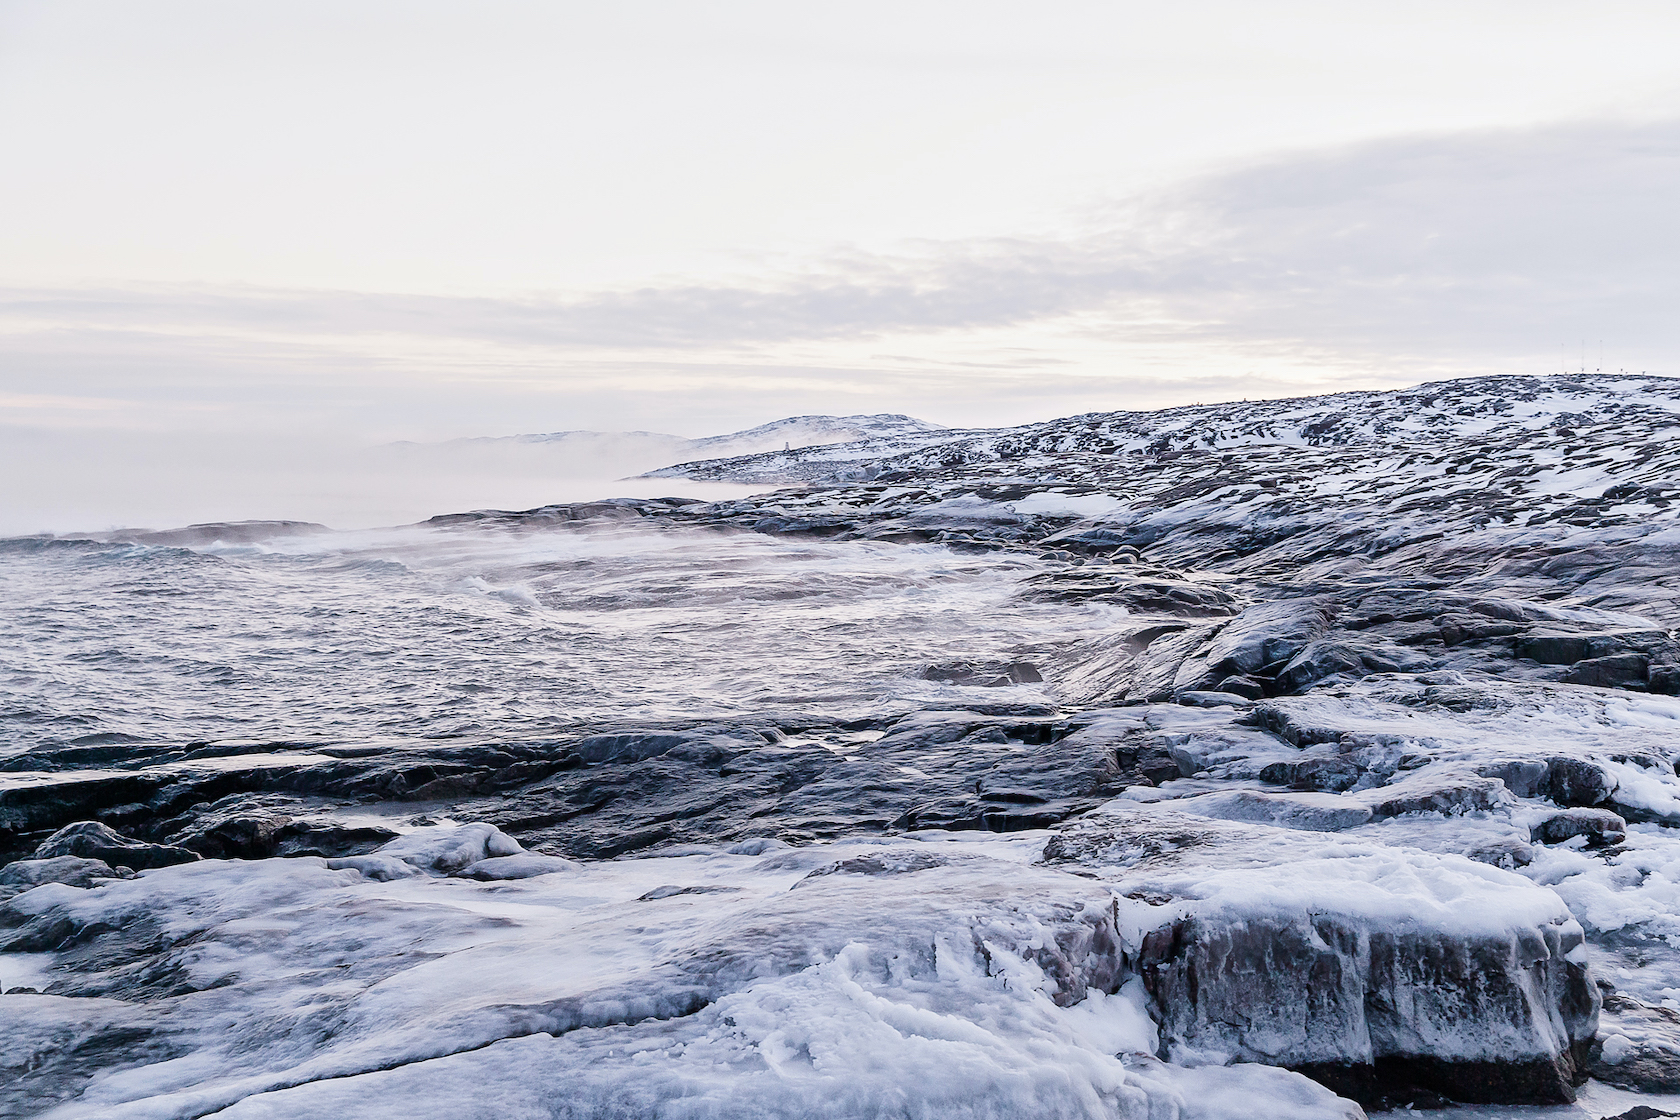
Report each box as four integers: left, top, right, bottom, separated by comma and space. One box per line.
1177, 690, 1252, 709
1213, 674, 1266, 699
453, 853, 580, 880
1260, 757, 1363, 794
1463, 837, 1536, 870
1593, 993, 1680, 1093
1560, 654, 1649, 689
171, 810, 292, 859
1045, 805, 1600, 1107
323, 854, 421, 881
1123, 624, 1222, 703
1368, 775, 1510, 820
32, 821, 200, 870
0, 856, 130, 895
1201, 599, 1337, 680
1516, 633, 1597, 664
1475, 759, 1550, 799
375, 823, 524, 874
169, 809, 394, 861
1276, 642, 1367, 693
271, 822, 402, 858
1546, 757, 1617, 807
1531, 808, 1626, 847
920, 662, 1044, 687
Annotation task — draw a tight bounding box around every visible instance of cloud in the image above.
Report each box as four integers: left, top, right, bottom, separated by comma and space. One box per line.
1139, 121, 1680, 362
2, 116, 1675, 439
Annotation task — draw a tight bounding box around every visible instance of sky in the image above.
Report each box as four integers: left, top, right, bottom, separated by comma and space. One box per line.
2, 1, 1678, 530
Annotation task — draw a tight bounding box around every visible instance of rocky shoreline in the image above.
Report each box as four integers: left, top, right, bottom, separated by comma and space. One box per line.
6, 374, 1680, 1118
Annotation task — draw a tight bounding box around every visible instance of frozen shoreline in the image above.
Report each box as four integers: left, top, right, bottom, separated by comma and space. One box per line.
7, 374, 1680, 1118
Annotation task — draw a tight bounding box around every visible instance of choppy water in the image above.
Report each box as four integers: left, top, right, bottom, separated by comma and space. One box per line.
0, 521, 1125, 755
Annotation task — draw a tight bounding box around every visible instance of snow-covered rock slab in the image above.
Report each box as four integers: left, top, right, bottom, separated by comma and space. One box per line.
374, 821, 524, 873
1044, 802, 1599, 1105
0, 828, 1370, 1120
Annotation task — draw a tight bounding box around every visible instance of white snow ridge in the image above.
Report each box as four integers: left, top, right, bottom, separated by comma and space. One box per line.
6, 373, 1680, 1118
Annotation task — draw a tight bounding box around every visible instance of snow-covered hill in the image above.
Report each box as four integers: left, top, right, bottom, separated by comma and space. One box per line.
645, 374, 1680, 485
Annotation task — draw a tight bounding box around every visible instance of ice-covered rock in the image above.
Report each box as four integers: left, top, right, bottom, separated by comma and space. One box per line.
323, 853, 423, 881
0, 835, 1373, 1120
1044, 803, 1600, 1105
1533, 807, 1628, 847
1594, 993, 1680, 1093
0, 855, 130, 898
1170, 788, 1373, 832
15, 373, 1680, 1116
375, 822, 524, 874
452, 853, 579, 880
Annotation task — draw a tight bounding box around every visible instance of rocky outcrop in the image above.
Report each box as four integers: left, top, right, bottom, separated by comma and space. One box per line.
13, 374, 1680, 1116
32, 821, 199, 870
1044, 805, 1600, 1107
0, 856, 131, 900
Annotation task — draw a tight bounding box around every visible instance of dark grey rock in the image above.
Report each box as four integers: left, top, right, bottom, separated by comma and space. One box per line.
1517, 632, 1601, 664
1276, 642, 1367, 692
1561, 653, 1649, 688
0, 856, 131, 892
920, 662, 1043, 687
1137, 911, 1598, 1105
1547, 757, 1618, 807
1593, 993, 1680, 1094
1042, 805, 1606, 1108
1185, 598, 1337, 690
32, 822, 200, 870
1025, 572, 1239, 617
1213, 674, 1266, 699
1436, 614, 1527, 646
1249, 702, 1348, 747
1260, 757, 1363, 793
1370, 776, 1509, 819
1464, 837, 1535, 869
1176, 690, 1252, 709
572, 729, 766, 765
1124, 624, 1224, 703
1475, 759, 1550, 798
1532, 808, 1626, 847
463, 713, 1125, 858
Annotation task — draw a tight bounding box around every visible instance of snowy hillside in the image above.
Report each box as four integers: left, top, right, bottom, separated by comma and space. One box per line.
645, 373, 1680, 487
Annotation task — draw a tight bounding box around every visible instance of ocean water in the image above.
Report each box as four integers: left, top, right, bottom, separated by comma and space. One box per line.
0, 520, 1123, 756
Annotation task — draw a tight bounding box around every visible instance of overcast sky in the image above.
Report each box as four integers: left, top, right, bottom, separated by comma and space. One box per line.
2, 1, 1677, 528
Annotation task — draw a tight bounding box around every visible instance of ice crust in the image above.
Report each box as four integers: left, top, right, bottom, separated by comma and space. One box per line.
3, 831, 1365, 1120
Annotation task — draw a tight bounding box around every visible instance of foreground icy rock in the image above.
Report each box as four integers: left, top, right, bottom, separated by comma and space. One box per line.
2, 828, 1368, 1120
0, 804, 1609, 1116
1049, 803, 1598, 1103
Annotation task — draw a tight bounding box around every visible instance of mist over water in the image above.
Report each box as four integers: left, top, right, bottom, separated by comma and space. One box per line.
0, 426, 770, 536
0, 521, 1111, 755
